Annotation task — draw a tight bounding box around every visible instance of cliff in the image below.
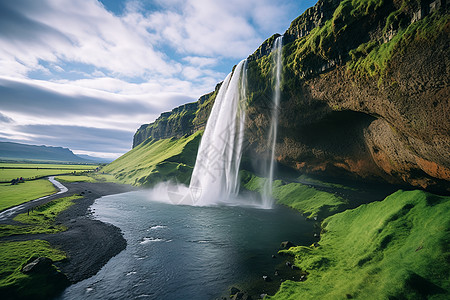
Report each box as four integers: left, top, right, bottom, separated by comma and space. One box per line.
132, 83, 221, 148
129, 0, 449, 193
246, 0, 449, 193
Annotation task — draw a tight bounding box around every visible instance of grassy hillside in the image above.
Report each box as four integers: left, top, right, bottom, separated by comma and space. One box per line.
270, 190, 450, 299
240, 170, 348, 219
103, 131, 202, 186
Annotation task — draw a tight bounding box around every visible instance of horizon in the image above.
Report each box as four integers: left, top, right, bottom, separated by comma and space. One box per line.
0, 0, 310, 159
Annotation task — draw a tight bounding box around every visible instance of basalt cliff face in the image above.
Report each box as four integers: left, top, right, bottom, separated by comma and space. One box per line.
132, 0, 449, 193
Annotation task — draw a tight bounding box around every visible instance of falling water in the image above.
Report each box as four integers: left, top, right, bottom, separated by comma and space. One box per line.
262, 36, 283, 208
188, 59, 248, 206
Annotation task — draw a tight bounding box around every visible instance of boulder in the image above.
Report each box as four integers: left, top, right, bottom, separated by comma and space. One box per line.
21, 257, 53, 273
280, 241, 295, 249
232, 292, 244, 300
230, 286, 240, 295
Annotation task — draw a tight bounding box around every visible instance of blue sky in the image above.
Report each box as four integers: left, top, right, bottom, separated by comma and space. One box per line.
0, 0, 311, 158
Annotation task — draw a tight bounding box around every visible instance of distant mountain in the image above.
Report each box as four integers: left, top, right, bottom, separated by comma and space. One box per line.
0, 141, 91, 163
77, 154, 113, 164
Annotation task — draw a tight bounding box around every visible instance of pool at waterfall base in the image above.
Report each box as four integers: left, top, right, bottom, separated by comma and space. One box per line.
57, 190, 315, 300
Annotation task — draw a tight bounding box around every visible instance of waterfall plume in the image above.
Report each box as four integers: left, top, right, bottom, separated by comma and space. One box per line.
189, 59, 248, 206
261, 35, 283, 208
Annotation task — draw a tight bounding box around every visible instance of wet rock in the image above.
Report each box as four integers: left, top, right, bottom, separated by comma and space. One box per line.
280, 241, 295, 249
232, 292, 244, 300
22, 257, 53, 273
230, 286, 240, 295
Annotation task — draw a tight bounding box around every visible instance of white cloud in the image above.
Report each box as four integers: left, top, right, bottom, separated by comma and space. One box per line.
0, 0, 309, 157
0, 0, 179, 79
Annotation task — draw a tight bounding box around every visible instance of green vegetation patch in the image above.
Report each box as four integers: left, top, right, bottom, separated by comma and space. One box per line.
103, 131, 202, 186
0, 163, 97, 181
55, 175, 96, 183
273, 181, 348, 219
0, 240, 68, 300
270, 190, 450, 299
0, 163, 98, 170
0, 194, 81, 237
0, 180, 57, 212
240, 170, 348, 219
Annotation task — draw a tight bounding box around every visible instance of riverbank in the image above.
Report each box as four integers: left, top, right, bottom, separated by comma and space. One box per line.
0, 179, 136, 299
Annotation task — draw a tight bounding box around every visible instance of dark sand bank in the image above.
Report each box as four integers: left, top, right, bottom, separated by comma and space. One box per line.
0, 180, 136, 283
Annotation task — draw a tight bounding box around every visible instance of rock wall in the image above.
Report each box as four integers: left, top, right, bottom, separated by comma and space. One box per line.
132, 0, 449, 193
244, 0, 449, 193
132, 83, 221, 148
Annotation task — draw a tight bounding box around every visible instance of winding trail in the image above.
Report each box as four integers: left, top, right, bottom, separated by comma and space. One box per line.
0, 176, 68, 221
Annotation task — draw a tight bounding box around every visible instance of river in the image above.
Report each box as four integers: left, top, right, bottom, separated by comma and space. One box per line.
58, 190, 314, 299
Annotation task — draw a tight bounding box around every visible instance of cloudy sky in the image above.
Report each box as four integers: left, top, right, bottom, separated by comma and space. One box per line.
0, 0, 310, 159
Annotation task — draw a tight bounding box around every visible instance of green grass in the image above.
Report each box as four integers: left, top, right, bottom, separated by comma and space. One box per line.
103, 131, 202, 186
55, 175, 96, 183
0, 180, 57, 211
240, 170, 348, 219
0, 163, 97, 170
88, 173, 119, 183
269, 190, 450, 299
0, 194, 82, 298
0, 194, 82, 237
0, 163, 97, 181
273, 181, 348, 219
0, 240, 68, 300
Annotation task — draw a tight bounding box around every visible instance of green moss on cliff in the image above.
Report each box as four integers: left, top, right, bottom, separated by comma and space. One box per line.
349, 11, 450, 78
269, 190, 450, 299
103, 131, 202, 186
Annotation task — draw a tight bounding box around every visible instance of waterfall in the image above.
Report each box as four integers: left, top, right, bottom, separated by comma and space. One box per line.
189, 59, 248, 206
261, 36, 283, 208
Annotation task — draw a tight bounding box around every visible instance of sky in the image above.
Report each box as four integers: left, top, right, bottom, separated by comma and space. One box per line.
0, 0, 311, 159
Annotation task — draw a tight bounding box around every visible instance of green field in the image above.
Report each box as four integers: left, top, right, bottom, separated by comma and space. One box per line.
0, 163, 97, 169
0, 163, 98, 182
0, 180, 57, 212
54, 175, 96, 183
270, 190, 450, 299
0, 194, 81, 237
103, 131, 202, 186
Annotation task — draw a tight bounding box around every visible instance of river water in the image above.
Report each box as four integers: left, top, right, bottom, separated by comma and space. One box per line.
58, 190, 314, 300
